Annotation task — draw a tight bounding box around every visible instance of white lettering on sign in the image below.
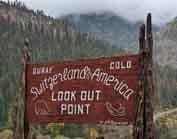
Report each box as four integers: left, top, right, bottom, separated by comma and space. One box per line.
51, 90, 101, 115
51, 90, 101, 102
30, 65, 135, 101
110, 61, 132, 70
60, 104, 90, 115
33, 66, 53, 75
51, 91, 77, 102
80, 90, 101, 101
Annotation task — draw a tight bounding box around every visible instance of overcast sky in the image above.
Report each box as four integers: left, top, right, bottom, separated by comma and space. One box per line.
3, 0, 177, 25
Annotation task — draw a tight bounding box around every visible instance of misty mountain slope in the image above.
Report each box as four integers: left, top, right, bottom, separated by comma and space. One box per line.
155, 17, 177, 68
59, 11, 177, 131
63, 12, 159, 51
67, 11, 177, 69
0, 2, 177, 138
0, 1, 124, 128
63, 12, 138, 50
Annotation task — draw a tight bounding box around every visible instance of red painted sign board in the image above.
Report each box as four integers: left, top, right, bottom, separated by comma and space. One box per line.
26, 54, 139, 125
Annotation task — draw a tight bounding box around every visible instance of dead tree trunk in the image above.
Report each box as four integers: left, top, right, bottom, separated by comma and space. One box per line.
13, 38, 31, 139
133, 13, 154, 139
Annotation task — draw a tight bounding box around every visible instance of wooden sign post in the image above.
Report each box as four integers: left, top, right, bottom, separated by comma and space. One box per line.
145, 13, 154, 139
23, 39, 31, 139
13, 39, 31, 139
14, 14, 154, 139
133, 13, 154, 139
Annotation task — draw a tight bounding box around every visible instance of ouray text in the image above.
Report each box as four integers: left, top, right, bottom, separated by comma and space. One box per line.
33, 66, 53, 75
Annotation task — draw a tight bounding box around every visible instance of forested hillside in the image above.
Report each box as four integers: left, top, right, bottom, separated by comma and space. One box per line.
62, 12, 177, 112
0, 1, 123, 130
63, 13, 159, 52
0, 1, 177, 139
155, 17, 177, 69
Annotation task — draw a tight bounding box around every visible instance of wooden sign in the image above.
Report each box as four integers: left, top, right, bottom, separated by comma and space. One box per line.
26, 54, 139, 124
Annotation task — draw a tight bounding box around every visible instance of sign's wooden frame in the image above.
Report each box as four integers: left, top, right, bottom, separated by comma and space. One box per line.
13, 14, 154, 139
133, 14, 154, 139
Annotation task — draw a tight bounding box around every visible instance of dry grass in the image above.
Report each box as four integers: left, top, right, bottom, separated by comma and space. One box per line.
0, 129, 13, 139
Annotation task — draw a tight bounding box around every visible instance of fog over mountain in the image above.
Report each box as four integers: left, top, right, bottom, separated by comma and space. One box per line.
3, 0, 177, 25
